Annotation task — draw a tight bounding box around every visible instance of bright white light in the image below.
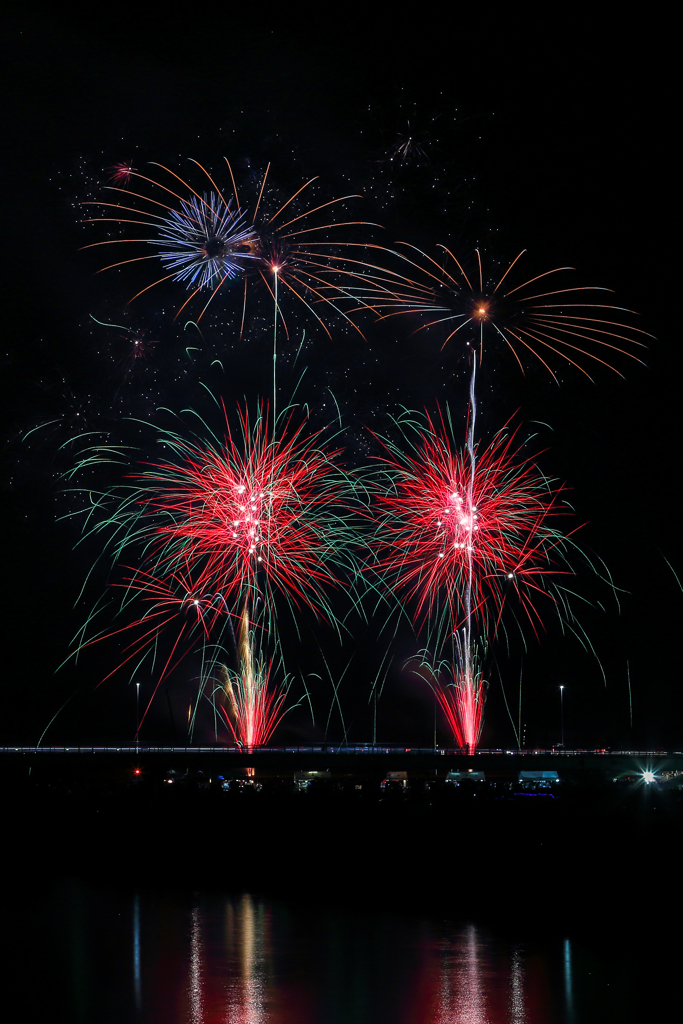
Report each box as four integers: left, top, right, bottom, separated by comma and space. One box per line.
643, 771, 656, 785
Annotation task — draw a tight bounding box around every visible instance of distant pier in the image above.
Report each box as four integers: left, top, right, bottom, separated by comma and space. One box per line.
2, 744, 681, 780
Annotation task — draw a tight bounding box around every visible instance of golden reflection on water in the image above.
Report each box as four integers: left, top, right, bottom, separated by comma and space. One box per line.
223, 894, 268, 1024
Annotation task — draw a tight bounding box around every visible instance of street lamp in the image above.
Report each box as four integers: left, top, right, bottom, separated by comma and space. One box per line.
559, 685, 565, 748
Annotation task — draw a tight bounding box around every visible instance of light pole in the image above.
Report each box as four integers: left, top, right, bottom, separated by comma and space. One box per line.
559, 685, 565, 748
136, 682, 140, 750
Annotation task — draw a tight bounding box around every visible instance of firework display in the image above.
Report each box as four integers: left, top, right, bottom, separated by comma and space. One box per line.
437, 665, 486, 752
215, 609, 287, 749
67, 400, 360, 740
155, 192, 258, 290
50, 136, 647, 751
126, 404, 355, 618
82, 159, 378, 334
368, 396, 584, 750
369, 410, 575, 638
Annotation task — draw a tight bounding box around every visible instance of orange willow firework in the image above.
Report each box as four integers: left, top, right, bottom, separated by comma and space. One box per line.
351, 244, 650, 379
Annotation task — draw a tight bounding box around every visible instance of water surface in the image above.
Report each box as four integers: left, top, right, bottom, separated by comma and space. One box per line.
4, 878, 667, 1022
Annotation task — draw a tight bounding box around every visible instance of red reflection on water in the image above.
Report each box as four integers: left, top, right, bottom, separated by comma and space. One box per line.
401, 924, 553, 1023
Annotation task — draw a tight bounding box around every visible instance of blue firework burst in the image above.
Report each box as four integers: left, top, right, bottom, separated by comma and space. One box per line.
155, 192, 258, 290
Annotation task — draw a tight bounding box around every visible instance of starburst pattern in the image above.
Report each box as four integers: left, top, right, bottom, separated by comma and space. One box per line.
67, 401, 360, 680
81, 158, 378, 332
155, 192, 257, 289
370, 410, 577, 638
356, 245, 651, 379
136, 404, 356, 619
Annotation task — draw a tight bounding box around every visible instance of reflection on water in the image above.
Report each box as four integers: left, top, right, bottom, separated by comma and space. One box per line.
12, 879, 651, 1023
435, 925, 489, 1024
224, 895, 268, 1023
509, 943, 525, 1024
404, 921, 556, 1024
141, 895, 584, 1022
189, 905, 203, 1024
563, 938, 575, 1024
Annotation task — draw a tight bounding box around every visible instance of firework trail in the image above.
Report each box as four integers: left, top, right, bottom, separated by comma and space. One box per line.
463, 352, 477, 689
370, 393, 585, 750
414, 637, 487, 752
66, 399, 361, 735
442, 663, 485, 752
349, 244, 650, 379
215, 607, 287, 749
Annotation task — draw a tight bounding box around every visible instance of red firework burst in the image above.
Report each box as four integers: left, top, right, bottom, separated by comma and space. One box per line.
70, 405, 355, 737
107, 160, 137, 185
436, 668, 486, 752
371, 412, 577, 636
130, 403, 354, 623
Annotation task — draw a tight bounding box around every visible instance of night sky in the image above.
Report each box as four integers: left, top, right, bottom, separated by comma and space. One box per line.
2, 9, 678, 750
